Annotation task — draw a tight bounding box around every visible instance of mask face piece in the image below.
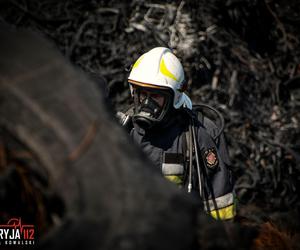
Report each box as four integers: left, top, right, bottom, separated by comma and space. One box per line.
131, 86, 173, 129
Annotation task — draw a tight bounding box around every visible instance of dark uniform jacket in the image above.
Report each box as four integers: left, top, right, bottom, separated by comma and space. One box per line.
130, 110, 236, 220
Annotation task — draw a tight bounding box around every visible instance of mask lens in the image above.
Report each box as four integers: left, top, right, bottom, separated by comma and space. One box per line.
150, 93, 165, 107
139, 90, 148, 103
135, 88, 165, 107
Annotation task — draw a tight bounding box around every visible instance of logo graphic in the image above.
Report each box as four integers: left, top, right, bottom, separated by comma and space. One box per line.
0, 218, 35, 246
203, 148, 219, 169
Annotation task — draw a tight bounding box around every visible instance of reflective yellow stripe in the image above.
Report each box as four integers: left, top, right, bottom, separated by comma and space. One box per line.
209, 204, 236, 220
160, 58, 178, 81
205, 193, 234, 211
132, 55, 144, 69
164, 175, 183, 185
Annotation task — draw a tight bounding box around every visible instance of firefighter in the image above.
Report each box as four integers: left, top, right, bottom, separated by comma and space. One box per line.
118, 47, 236, 220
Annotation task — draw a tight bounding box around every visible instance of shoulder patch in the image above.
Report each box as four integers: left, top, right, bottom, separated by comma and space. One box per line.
203, 148, 219, 169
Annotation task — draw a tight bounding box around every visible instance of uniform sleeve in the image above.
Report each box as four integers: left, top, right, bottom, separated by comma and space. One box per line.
197, 125, 236, 220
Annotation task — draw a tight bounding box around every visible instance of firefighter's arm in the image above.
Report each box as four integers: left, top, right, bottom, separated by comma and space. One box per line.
200, 131, 236, 220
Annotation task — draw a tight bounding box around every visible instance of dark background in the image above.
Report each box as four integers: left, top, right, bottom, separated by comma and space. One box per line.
1, 0, 299, 219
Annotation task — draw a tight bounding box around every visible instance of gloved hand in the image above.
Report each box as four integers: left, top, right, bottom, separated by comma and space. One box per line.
116, 111, 129, 125
116, 109, 133, 132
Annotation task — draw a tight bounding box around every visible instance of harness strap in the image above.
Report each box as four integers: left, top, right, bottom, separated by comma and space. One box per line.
181, 120, 193, 189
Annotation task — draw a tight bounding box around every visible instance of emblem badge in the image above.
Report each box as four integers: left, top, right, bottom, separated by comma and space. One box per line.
203, 148, 218, 169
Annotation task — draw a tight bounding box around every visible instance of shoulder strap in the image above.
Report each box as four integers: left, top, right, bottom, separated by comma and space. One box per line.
196, 109, 204, 125
192, 104, 224, 141
182, 129, 190, 160
181, 117, 192, 186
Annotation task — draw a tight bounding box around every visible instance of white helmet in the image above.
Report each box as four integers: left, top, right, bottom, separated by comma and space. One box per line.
128, 47, 192, 110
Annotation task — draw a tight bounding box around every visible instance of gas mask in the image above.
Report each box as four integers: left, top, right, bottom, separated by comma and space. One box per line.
132, 86, 173, 129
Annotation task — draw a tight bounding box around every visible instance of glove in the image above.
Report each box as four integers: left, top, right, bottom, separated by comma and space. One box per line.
116, 111, 133, 132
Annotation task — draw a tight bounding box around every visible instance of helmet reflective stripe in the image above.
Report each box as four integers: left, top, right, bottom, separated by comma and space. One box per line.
160, 58, 178, 82
132, 54, 144, 69
128, 47, 192, 110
